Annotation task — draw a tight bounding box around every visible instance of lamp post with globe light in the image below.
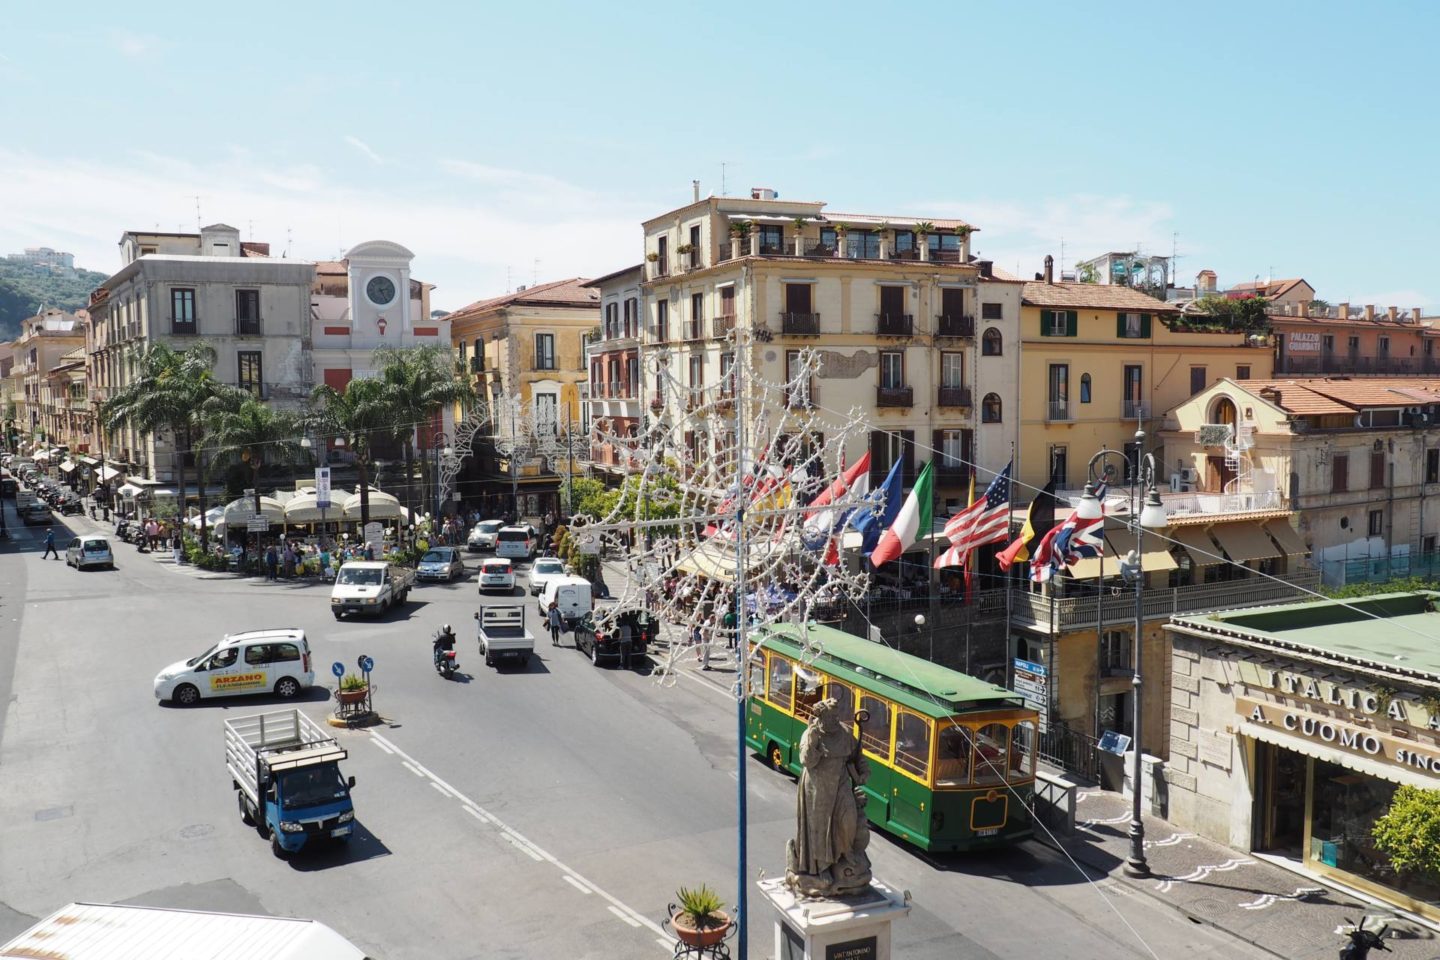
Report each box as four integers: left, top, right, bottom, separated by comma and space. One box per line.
1075, 428, 1168, 878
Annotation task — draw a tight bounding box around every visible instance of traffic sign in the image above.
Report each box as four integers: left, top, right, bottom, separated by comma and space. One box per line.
358, 655, 374, 673
331, 661, 345, 678
247, 516, 270, 532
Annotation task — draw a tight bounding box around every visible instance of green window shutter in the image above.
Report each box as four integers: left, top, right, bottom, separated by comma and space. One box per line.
1040, 310, 1052, 336
1117, 314, 1128, 338
1066, 311, 1078, 337
1140, 313, 1152, 338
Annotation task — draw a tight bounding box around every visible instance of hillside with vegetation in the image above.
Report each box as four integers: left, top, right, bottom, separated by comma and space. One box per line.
0, 261, 107, 340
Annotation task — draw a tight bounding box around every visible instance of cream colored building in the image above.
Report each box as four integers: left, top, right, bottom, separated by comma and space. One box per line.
639, 190, 1020, 514
9, 308, 84, 451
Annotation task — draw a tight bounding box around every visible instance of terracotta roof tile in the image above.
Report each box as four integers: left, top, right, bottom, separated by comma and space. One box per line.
448, 277, 598, 320
1235, 377, 1440, 415
1227, 278, 1309, 298
1021, 281, 1177, 313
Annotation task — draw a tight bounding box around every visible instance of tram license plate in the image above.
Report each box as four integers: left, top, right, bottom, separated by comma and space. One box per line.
976, 828, 998, 837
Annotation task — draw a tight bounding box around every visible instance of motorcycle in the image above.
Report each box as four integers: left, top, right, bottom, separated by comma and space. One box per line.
434, 648, 459, 679
1340, 916, 1390, 959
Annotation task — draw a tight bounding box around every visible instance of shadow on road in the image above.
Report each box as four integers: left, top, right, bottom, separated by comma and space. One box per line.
285, 821, 391, 870
158, 687, 332, 710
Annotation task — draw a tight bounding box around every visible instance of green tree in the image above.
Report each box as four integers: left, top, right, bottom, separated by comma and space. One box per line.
1371, 786, 1440, 884
561, 475, 609, 518
372, 345, 475, 525
1190, 295, 1271, 334
200, 391, 306, 526
98, 342, 223, 533
309, 377, 391, 528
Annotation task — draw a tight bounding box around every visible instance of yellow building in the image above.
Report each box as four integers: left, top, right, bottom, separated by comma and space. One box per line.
1018, 267, 1272, 493
445, 278, 599, 518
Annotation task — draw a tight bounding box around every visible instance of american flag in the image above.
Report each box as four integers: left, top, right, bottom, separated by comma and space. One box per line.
934, 461, 1012, 569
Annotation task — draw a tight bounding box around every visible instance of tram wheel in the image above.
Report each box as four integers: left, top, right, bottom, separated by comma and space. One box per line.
768, 742, 786, 772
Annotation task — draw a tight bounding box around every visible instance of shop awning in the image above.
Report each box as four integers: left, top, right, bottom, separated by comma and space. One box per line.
1170, 527, 1223, 567
1125, 534, 1180, 572
96, 465, 121, 482
1238, 721, 1438, 792
58, 460, 76, 473
1264, 520, 1308, 557
1209, 522, 1281, 563
77, 456, 99, 467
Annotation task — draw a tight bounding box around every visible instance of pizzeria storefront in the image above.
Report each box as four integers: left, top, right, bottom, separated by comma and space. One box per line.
1164, 594, 1440, 920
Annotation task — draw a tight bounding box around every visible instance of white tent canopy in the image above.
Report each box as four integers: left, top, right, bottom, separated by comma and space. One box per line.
187, 506, 226, 530
222, 495, 285, 526
342, 489, 406, 522
283, 491, 341, 524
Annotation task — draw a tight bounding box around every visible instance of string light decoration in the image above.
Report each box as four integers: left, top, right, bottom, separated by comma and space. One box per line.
570, 336, 876, 686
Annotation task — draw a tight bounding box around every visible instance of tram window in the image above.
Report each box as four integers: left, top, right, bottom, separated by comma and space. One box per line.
794, 669, 823, 721
748, 653, 766, 699
972, 723, 1010, 786
858, 697, 890, 760
1010, 720, 1036, 782
936, 723, 975, 787
894, 712, 931, 780
768, 657, 794, 711
825, 681, 855, 724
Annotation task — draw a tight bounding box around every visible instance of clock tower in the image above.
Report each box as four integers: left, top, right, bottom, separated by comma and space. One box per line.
344, 240, 415, 361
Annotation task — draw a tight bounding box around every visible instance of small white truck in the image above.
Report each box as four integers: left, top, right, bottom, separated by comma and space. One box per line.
330, 560, 415, 619
475, 604, 535, 668
225, 709, 356, 857
0, 902, 367, 960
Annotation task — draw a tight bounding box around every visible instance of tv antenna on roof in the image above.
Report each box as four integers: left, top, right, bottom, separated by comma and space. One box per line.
192, 196, 202, 231
721, 161, 736, 197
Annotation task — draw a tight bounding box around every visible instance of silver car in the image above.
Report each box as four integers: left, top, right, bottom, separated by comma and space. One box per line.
416, 547, 465, 582
66, 535, 115, 570
467, 520, 504, 553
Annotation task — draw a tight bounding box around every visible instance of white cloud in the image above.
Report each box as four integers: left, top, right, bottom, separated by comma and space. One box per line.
111, 30, 159, 59
343, 136, 385, 166
0, 148, 651, 311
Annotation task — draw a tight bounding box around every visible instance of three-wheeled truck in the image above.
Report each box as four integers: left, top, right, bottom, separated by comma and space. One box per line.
475, 604, 535, 667
225, 709, 356, 857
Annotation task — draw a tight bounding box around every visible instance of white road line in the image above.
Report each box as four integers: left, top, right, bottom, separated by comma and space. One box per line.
369, 738, 394, 754
563, 875, 592, 894
608, 905, 642, 928
462, 806, 486, 822
430, 781, 454, 799
400, 760, 426, 778
675, 666, 736, 703
369, 730, 666, 940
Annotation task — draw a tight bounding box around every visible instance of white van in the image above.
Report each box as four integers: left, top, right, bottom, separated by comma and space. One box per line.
154, 627, 315, 706
494, 525, 536, 561
537, 575, 593, 626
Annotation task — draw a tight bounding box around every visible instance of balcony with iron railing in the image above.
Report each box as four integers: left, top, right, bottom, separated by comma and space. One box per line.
875, 313, 914, 337
1011, 568, 1321, 634
780, 312, 821, 336
683, 319, 704, 341
934, 461, 972, 485
1046, 401, 1071, 422
935, 314, 975, 338
876, 385, 913, 408
649, 258, 669, 280
236, 316, 262, 336
1123, 401, 1146, 420
937, 386, 972, 408
1275, 353, 1440, 376
712, 314, 735, 338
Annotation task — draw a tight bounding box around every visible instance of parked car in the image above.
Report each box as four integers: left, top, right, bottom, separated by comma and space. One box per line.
467, 520, 504, 552
65, 535, 114, 570
416, 546, 466, 582
153, 627, 315, 705
536, 575, 593, 626
527, 556, 569, 596
478, 557, 516, 594
21, 502, 52, 526
573, 608, 655, 666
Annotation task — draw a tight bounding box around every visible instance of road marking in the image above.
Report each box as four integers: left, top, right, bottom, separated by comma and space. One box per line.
1144, 832, 1195, 848
675, 666, 736, 703
462, 806, 486, 822
368, 730, 666, 941
1079, 813, 1134, 827
369, 738, 394, 755
505, 834, 545, 862
608, 905, 642, 928
400, 760, 426, 778
563, 875, 592, 894
430, 781, 455, 799
1155, 858, 1255, 893
1238, 887, 1324, 910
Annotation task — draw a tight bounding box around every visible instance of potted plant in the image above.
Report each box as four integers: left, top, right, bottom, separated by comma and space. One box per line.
676, 243, 694, 255
669, 884, 731, 948
729, 220, 752, 239
337, 672, 369, 705
646, 251, 660, 262
914, 220, 935, 238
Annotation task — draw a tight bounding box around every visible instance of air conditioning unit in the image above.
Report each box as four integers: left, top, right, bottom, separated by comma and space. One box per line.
1179, 467, 1199, 483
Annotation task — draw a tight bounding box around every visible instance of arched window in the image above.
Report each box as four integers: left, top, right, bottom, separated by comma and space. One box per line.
982, 327, 1003, 356
982, 393, 1002, 423
1080, 373, 1092, 403
1210, 396, 1238, 429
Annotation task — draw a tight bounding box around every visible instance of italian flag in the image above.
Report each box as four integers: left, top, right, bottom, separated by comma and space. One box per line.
868, 460, 933, 569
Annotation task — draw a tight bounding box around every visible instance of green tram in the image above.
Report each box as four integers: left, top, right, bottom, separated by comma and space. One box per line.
745, 622, 1038, 852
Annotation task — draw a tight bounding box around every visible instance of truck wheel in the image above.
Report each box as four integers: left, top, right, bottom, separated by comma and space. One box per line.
172, 684, 199, 706
274, 677, 301, 699
238, 792, 254, 825
484, 650, 494, 667
271, 833, 290, 859
590, 643, 601, 666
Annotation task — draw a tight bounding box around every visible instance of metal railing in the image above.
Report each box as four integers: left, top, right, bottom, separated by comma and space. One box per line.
683, 320, 704, 341
1276, 354, 1440, 376
935, 314, 975, 338
236, 317, 262, 336
876, 386, 913, 407
802, 238, 838, 257
1037, 723, 1101, 784
934, 462, 972, 484
780, 312, 820, 335
1011, 569, 1321, 633
875, 313, 914, 337
937, 386, 972, 407
1047, 402, 1071, 422
712, 315, 735, 338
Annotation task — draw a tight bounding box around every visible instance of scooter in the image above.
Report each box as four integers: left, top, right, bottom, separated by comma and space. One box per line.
434, 649, 459, 679
1340, 916, 1390, 959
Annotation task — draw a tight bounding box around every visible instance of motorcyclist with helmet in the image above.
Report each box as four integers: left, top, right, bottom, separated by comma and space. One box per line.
433, 624, 456, 668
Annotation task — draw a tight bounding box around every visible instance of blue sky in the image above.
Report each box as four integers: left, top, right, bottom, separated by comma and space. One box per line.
1, 1, 1434, 311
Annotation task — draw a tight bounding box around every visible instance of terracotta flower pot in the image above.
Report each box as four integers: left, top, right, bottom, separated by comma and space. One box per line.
337, 686, 369, 705
673, 910, 731, 948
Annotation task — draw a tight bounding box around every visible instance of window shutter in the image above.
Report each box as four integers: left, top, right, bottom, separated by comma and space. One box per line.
869, 431, 885, 489
1140, 314, 1152, 338
1117, 314, 1128, 339
1066, 311, 1078, 337
901, 430, 915, 486
1040, 310, 1052, 336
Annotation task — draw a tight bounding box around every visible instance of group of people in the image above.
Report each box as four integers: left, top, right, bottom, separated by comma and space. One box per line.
253, 539, 378, 581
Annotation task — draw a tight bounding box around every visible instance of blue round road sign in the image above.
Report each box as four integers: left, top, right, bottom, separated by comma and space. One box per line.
359, 655, 375, 673
331, 661, 345, 678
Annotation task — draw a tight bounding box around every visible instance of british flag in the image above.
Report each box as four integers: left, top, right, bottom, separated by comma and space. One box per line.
1029, 483, 1108, 582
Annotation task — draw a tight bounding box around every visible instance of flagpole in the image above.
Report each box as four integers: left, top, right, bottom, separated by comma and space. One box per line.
1004, 441, 1014, 690
733, 306, 750, 960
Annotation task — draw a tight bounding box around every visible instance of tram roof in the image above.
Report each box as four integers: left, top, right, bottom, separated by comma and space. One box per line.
755, 622, 1023, 719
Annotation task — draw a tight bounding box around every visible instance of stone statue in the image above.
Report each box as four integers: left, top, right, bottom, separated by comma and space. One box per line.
786, 698, 873, 898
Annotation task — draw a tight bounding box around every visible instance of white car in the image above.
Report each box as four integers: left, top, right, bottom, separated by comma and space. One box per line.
65, 534, 114, 570
467, 520, 504, 552
154, 628, 315, 706
479, 557, 516, 594
527, 556, 569, 596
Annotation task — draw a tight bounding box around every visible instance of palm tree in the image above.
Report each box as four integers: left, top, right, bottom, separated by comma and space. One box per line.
98, 342, 221, 536
309, 377, 390, 528
373, 345, 476, 527
200, 392, 306, 530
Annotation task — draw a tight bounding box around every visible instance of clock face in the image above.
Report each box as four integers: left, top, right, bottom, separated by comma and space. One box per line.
366, 275, 397, 306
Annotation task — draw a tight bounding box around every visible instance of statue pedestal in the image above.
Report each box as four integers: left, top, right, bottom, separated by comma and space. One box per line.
757, 877, 910, 960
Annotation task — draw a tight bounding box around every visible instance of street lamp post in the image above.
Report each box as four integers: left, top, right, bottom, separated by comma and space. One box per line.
1077, 428, 1168, 879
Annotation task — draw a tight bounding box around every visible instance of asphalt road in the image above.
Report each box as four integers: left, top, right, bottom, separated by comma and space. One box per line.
0, 507, 1268, 959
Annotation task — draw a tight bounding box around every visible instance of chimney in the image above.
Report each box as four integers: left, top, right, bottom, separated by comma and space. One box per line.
1043, 254, 1054, 284
1414, 307, 1424, 323
1196, 269, 1217, 294
1365, 304, 1375, 322
1387, 306, 1399, 322
1338, 301, 1350, 319
977, 259, 993, 279
692, 180, 700, 203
